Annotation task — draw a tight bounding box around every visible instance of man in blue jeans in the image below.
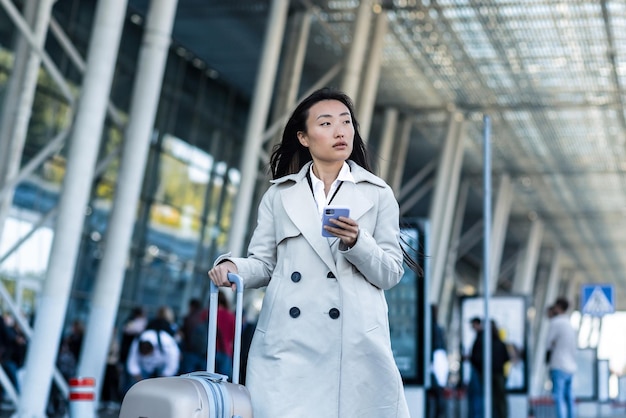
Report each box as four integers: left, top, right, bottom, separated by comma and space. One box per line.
546, 298, 577, 418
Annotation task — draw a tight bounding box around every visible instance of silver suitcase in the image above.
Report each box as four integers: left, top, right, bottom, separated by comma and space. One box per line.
119, 273, 253, 418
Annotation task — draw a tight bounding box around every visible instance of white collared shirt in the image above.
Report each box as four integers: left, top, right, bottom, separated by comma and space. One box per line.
546, 313, 577, 374
126, 329, 181, 378
309, 162, 355, 217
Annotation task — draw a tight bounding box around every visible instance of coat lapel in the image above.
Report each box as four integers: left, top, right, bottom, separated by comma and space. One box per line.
280, 180, 338, 272
279, 171, 375, 274
328, 181, 373, 222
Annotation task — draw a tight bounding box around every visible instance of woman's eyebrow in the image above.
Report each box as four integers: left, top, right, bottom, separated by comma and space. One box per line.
315, 111, 350, 120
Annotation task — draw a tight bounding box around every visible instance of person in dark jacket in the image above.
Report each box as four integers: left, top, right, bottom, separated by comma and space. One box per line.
179, 298, 209, 374
467, 317, 483, 418
0, 313, 22, 397
427, 304, 447, 418
146, 306, 177, 337
470, 319, 510, 418
65, 319, 84, 363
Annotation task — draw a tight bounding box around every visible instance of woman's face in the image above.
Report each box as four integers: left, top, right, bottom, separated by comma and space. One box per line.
297, 99, 354, 165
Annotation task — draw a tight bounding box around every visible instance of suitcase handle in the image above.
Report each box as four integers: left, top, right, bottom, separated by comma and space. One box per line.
207, 273, 244, 385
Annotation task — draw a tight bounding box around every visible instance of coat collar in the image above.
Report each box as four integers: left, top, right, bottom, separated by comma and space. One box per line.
271, 160, 387, 188
273, 161, 383, 273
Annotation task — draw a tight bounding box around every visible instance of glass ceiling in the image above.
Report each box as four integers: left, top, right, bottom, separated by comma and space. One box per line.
126, 0, 626, 306
303, 0, 626, 301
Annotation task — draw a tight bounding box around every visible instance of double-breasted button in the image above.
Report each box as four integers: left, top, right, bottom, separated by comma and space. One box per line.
289, 307, 301, 318
327, 272, 336, 279
291, 272, 302, 282
329, 308, 340, 319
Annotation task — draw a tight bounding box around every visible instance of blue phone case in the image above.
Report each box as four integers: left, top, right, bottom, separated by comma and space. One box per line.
322, 206, 350, 237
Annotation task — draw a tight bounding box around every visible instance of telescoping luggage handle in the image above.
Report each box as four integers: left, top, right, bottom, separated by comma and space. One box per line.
208, 273, 244, 385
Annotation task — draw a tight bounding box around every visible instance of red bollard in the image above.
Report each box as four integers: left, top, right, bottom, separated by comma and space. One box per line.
69, 377, 96, 418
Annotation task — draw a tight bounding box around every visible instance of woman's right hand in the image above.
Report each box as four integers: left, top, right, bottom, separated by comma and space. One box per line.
208, 260, 238, 291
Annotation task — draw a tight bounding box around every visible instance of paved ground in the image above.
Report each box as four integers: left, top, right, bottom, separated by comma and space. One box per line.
3, 398, 626, 417
0, 402, 120, 417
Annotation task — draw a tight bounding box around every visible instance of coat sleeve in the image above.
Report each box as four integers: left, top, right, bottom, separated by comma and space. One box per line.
340, 186, 404, 290
215, 189, 277, 289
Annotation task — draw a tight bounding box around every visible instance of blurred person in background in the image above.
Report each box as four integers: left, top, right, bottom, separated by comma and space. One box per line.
467, 317, 484, 418
146, 305, 178, 338
100, 326, 121, 412
0, 312, 22, 406
546, 297, 577, 418
126, 324, 180, 383
214, 291, 235, 379
120, 306, 147, 395
65, 319, 84, 363
179, 298, 209, 374
469, 319, 510, 418
427, 304, 448, 418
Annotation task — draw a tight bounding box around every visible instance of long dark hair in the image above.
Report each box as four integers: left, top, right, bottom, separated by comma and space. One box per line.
269, 87, 371, 179
270, 87, 421, 275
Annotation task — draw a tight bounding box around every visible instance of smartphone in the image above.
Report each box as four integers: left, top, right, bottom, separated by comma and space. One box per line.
322, 206, 350, 237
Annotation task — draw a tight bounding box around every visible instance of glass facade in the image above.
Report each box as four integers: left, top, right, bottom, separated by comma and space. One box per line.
0, 1, 249, 326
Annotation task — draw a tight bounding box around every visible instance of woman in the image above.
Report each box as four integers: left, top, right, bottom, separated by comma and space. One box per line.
208, 88, 410, 417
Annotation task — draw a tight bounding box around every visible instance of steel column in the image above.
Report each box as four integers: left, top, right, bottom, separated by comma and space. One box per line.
377, 107, 398, 182
428, 113, 465, 303
439, 180, 470, 324
399, 179, 434, 216
456, 219, 483, 259
530, 249, 562, 397
0, 0, 55, 244
340, 0, 373, 101
357, 9, 388, 140
75, 2, 178, 415
391, 117, 412, 194
482, 115, 493, 418
0, 0, 74, 101
487, 174, 513, 293
397, 160, 435, 203
18, 0, 128, 415
566, 273, 581, 310
48, 17, 124, 126
512, 218, 544, 295
0, 0, 36, 193
228, 0, 289, 257
270, 10, 311, 143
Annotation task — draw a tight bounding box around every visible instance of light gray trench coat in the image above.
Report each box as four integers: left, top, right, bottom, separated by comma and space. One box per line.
215, 160, 410, 418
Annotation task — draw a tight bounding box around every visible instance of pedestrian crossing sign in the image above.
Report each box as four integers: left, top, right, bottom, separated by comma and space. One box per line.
580, 284, 615, 317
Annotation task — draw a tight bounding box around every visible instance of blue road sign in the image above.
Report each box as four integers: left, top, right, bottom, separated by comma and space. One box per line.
580, 284, 615, 317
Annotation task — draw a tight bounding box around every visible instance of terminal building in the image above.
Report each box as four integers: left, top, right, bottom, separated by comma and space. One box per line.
1, 0, 625, 417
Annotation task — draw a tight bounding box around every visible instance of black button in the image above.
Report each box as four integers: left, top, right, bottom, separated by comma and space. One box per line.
329, 308, 340, 319
289, 307, 300, 318
291, 272, 302, 282
327, 272, 336, 279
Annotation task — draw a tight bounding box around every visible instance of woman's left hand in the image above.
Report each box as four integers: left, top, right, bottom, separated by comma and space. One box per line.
326, 216, 359, 248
